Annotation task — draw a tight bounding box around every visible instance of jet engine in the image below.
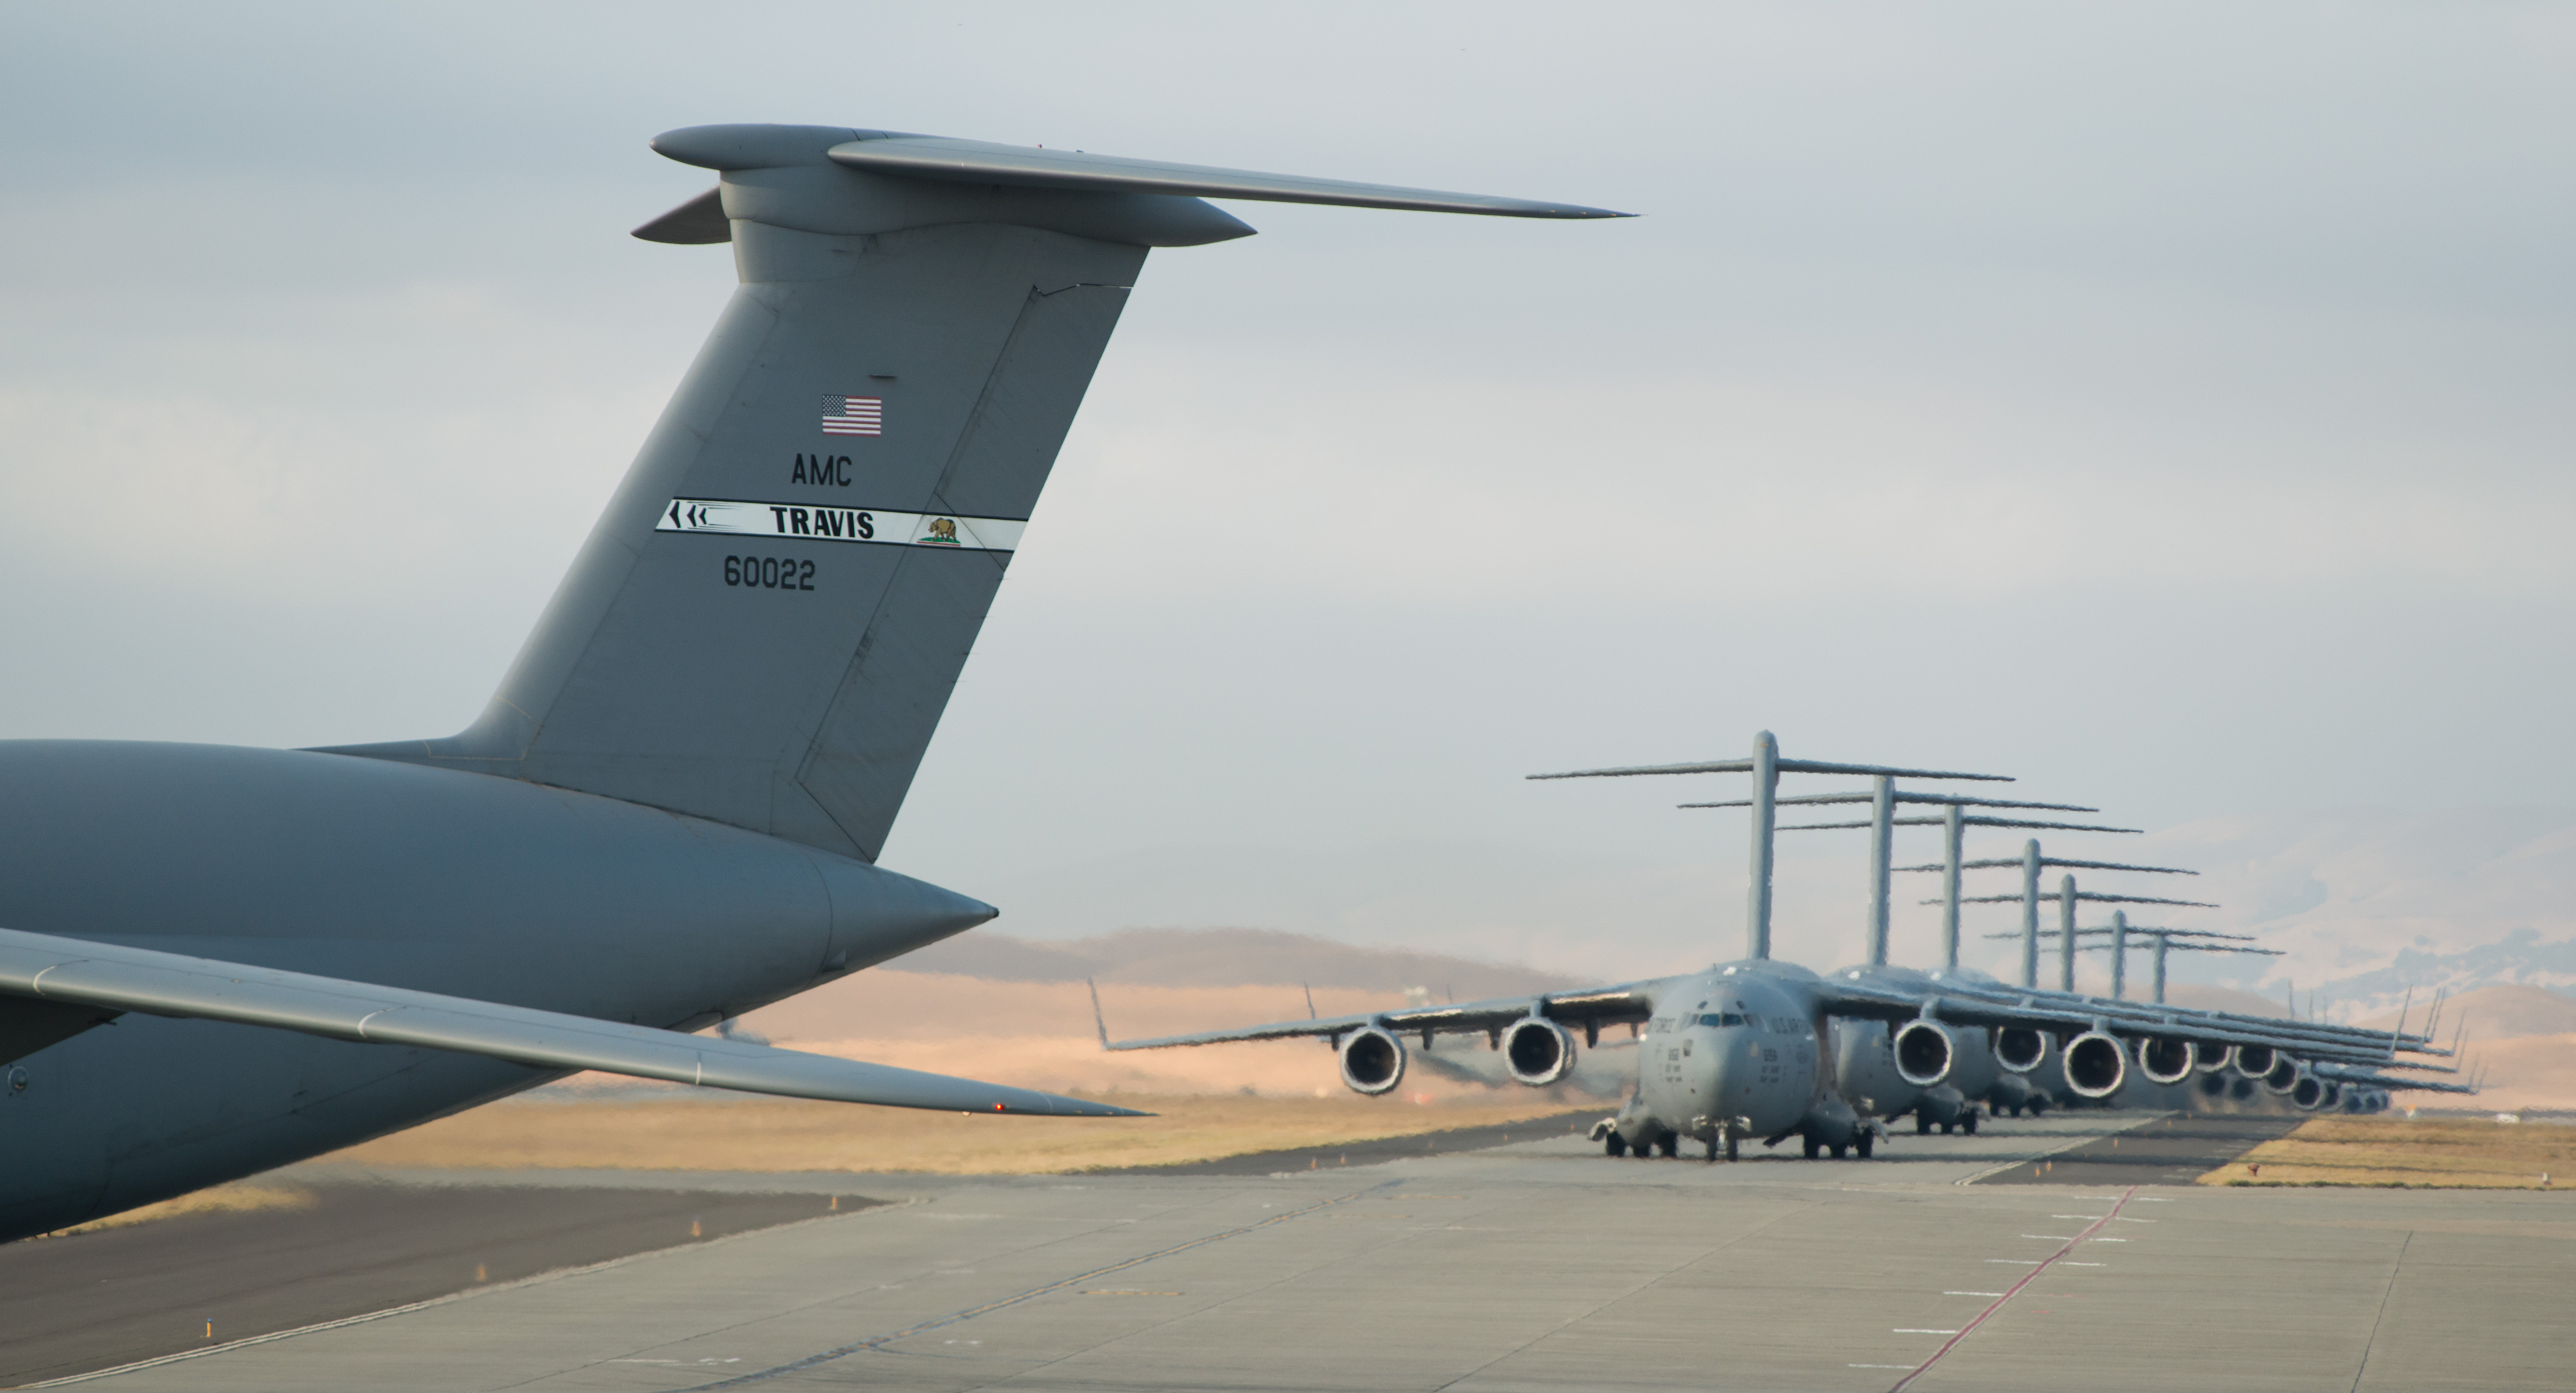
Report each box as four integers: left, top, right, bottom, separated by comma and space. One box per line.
1995, 1026, 2050, 1074
1338, 1025, 1407, 1096
2061, 1030, 2128, 1099
1891, 1020, 1954, 1088
1502, 1016, 1577, 1087
2195, 1043, 2235, 1074
2289, 1071, 2332, 1111
2232, 1043, 2278, 1080
2135, 1036, 2195, 1086
2262, 1054, 2302, 1095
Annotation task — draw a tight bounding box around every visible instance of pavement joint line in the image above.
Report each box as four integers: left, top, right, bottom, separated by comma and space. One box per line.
1888, 1185, 2140, 1393
669, 1182, 1399, 1391
15, 1196, 887, 1388
2346, 1231, 2413, 1392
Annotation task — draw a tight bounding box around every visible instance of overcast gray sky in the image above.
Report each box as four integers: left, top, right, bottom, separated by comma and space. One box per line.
3, 4, 2570, 977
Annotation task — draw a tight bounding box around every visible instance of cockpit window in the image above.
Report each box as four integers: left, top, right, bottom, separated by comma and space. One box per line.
1693, 1012, 1749, 1028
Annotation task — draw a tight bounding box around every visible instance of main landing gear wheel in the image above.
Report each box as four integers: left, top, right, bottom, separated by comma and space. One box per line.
1962, 1112, 1979, 1135
1856, 1133, 1875, 1160
1605, 1134, 1627, 1157
1658, 1134, 1680, 1158
1915, 1113, 1931, 1135
1831, 1143, 1850, 1159
1802, 1134, 1822, 1160
1725, 1136, 1740, 1162
1939, 1121, 1954, 1135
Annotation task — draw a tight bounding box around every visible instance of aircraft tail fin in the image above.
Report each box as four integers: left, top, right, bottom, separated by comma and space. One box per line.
322, 124, 1620, 860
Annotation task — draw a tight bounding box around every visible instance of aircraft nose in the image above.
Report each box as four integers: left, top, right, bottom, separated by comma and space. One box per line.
1707, 1030, 1766, 1105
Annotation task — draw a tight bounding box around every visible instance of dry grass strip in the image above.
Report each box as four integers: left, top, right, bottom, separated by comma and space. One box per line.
322, 1092, 1590, 1176
31, 1183, 317, 1239
2200, 1117, 2576, 1190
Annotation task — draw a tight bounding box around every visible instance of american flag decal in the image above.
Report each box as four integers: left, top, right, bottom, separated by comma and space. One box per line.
820, 395, 883, 436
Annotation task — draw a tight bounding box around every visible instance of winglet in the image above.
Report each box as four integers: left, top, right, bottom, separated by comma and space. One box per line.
1088, 976, 1111, 1051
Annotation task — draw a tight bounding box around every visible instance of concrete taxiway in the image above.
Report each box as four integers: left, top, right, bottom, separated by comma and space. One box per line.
20, 1112, 2572, 1392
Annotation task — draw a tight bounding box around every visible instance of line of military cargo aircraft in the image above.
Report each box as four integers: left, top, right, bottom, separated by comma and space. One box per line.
1102, 733, 2474, 1160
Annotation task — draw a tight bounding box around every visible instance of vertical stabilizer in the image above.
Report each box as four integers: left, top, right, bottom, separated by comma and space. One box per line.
327, 124, 1625, 861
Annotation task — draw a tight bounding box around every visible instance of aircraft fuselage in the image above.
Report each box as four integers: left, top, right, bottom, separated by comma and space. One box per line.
0, 740, 991, 1241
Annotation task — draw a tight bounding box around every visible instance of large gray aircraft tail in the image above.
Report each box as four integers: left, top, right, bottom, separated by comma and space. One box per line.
324, 124, 1626, 862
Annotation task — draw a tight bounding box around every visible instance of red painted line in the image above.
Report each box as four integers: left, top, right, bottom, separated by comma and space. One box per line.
1887, 1185, 2137, 1393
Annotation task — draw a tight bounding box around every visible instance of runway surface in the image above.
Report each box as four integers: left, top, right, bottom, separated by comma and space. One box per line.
1979, 1113, 2303, 1187
0, 1185, 851, 1387
18, 1111, 2572, 1392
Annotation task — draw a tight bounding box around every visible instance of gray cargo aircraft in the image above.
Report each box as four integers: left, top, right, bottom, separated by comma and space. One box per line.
0, 124, 1627, 1242
1101, 736, 2470, 1159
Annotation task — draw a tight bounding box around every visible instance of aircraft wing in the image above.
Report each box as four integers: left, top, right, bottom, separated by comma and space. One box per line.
1811, 974, 2426, 1070
2310, 1062, 2482, 1096
1100, 983, 1658, 1052
0, 928, 1143, 1116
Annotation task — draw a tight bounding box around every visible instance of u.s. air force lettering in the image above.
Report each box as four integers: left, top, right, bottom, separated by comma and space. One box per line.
656, 498, 1026, 553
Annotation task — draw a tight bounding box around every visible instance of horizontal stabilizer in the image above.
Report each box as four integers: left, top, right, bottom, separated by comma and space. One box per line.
1896, 858, 2195, 874
825, 136, 1632, 219
1788, 817, 2140, 834
1532, 759, 2009, 782
1688, 795, 2095, 812
0, 929, 1141, 1117
1946, 892, 2214, 907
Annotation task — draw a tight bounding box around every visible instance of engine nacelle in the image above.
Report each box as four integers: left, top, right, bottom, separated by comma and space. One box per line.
1502, 1016, 1577, 1087
2195, 1043, 2235, 1074
1995, 1026, 2050, 1074
2263, 1055, 2302, 1095
2289, 1071, 2330, 1111
1892, 1020, 1955, 1087
2061, 1030, 2128, 1099
1338, 1025, 1407, 1096
2233, 1043, 2278, 1080
2135, 1036, 2195, 1086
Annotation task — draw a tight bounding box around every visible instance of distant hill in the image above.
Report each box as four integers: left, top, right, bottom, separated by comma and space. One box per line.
899, 926, 1579, 998
942, 811, 2576, 1017
2356, 983, 2576, 1044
